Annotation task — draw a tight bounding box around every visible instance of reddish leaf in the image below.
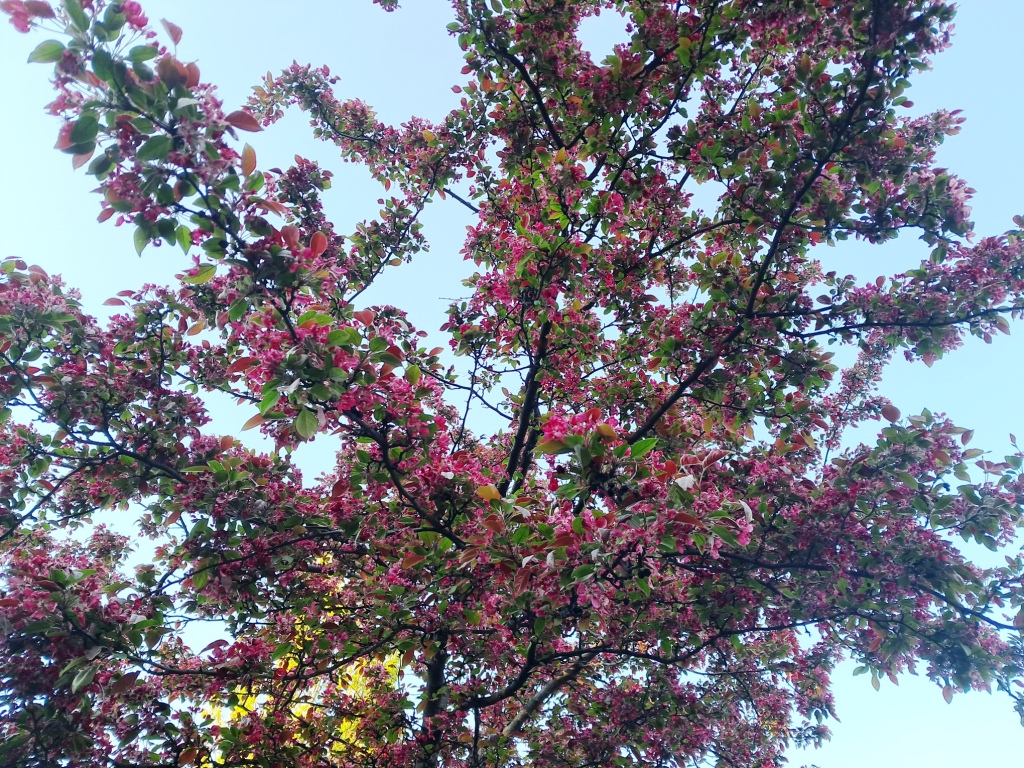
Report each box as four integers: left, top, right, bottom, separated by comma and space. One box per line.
71, 148, 93, 170
103, 298, 126, 306
241, 413, 265, 431
240, 143, 256, 177
476, 485, 501, 501
185, 61, 201, 88
226, 357, 259, 374
161, 18, 183, 45
513, 565, 534, 596
200, 639, 229, 654
674, 512, 704, 528
481, 515, 505, 533
156, 57, 188, 88
280, 225, 300, 248
225, 110, 263, 132
881, 404, 901, 422
310, 231, 328, 256
402, 553, 427, 569
109, 671, 139, 695
552, 533, 576, 549
24, 1, 54, 18
353, 309, 375, 326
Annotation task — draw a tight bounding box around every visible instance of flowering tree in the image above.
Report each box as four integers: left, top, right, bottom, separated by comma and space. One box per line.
1, 1, 1023, 766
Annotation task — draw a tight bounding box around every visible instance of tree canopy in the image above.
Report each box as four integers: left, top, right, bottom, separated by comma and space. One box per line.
1, 1, 1023, 767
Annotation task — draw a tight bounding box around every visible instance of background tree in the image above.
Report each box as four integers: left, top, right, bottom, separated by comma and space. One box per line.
0, 1, 1023, 767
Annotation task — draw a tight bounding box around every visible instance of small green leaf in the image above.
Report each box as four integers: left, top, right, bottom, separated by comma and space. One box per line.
404, 364, 421, 385
137, 135, 173, 162
294, 409, 318, 440
28, 40, 66, 64
182, 264, 216, 285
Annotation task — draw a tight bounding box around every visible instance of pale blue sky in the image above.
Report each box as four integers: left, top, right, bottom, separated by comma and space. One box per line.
1, 2, 1022, 765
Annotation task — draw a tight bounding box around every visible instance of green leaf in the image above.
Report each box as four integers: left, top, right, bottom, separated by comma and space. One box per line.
133, 227, 150, 256
131, 117, 156, 134
129, 45, 159, 64
92, 48, 114, 82
87, 152, 114, 179
70, 114, 99, 144
536, 439, 570, 455
258, 390, 280, 415
27, 40, 65, 64
182, 264, 216, 285
103, 5, 126, 31
271, 642, 293, 661
404, 364, 421, 385
630, 438, 659, 459
228, 298, 248, 322
294, 409, 318, 440
137, 135, 173, 162
132, 60, 155, 82
63, 0, 90, 32
71, 663, 97, 693
571, 564, 596, 583
176, 225, 192, 254
896, 472, 919, 490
